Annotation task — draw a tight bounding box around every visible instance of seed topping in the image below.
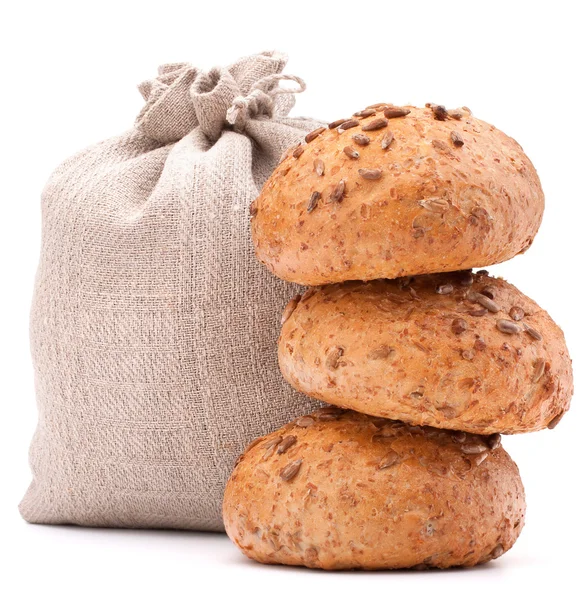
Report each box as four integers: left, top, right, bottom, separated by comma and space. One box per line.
431, 139, 453, 154
262, 436, 282, 459
496, 319, 522, 334
451, 131, 464, 147
337, 119, 359, 132
451, 318, 467, 335
328, 118, 348, 129
461, 349, 475, 361
292, 146, 305, 159
469, 292, 500, 313
277, 435, 297, 454
295, 416, 315, 428
419, 197, 450, 213
383, 107, 411, 119
474, 337, 487, 351
313, 158, 325, 176
330, 180, 346, 203
378, 449, 401, 470
262, 436, 282, 449
358, 168, 382, 180
307, 191, 321, 213
325, 346, 344, 370
447, 109, 464, 120
430, 104, 449, 120
280, 459, 302, 481
436, 283, 454, 295
532, 358, 546, 383
381, 130, 395, 150
305, 127, 326, 143
480, 286, 497, 300
461, 441, 488, 455
509, 306, 525, 321
547, 412, 564, 430
367, 345, 395, 360
315, 407, 344, 421
354, 108, 376, 118
362, 117, 388, 131
343, 146, 360, 159
352, 133, 371, 146
523, 323, 542, 341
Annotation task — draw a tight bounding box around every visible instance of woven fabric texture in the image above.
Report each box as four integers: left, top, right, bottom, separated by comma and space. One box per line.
20, 52, 322, 531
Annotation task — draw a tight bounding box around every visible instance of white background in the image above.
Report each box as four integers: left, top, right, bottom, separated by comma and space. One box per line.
1, 1, 584, 598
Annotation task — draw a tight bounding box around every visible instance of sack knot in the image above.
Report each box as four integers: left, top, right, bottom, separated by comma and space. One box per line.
136, 52, 306, 144
226, 74, 306, 132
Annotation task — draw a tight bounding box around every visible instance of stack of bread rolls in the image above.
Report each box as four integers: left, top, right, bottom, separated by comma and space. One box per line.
223, 104, 573, 570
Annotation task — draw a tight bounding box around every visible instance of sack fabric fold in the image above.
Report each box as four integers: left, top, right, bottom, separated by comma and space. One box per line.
20, 51, 322, 531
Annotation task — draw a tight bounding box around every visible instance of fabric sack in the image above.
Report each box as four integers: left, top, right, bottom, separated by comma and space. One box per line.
20, 51, 322, 531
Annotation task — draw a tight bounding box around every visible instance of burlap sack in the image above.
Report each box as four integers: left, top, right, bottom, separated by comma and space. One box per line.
20, 52, 322, 531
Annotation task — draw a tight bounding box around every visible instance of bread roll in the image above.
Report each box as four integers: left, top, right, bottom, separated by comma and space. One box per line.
223, 409, 525, 570
251, 105, 544, 285
278, 271, 572, 434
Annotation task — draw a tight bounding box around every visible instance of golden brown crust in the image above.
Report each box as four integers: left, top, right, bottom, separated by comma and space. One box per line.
223, 409, 526, 570
251, 105, 544, 285
278, 271, 572, 434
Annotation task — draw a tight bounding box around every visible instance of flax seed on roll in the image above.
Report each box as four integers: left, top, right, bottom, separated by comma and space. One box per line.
278, 271, 573, 435
251, 104, 544, 285
223, 409, 526, 570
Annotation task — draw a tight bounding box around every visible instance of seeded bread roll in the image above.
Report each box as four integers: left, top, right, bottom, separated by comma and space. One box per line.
251, 104, 544, 285
278, 271, 572, 435
223, 409, 525, 570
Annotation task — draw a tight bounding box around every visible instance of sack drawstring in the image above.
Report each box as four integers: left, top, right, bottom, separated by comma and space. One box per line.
226, 74, 306, 131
